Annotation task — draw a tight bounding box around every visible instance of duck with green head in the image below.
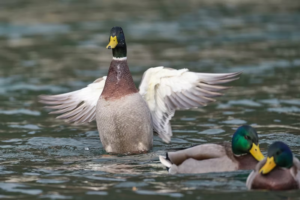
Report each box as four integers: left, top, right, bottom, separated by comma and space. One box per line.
159, 125, 264, 174
40, 26, 240, 154
246, 141, 300, 190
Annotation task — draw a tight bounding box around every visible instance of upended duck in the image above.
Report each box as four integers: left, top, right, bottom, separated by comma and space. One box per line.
159, 125, 264, 173
246, 141, 300, 190
40, 26, 240, 154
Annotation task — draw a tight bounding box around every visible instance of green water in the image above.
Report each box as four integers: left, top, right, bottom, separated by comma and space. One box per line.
0, 0, 300, 199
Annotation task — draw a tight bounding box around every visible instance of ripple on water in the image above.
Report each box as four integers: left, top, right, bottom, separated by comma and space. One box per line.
85, 176, 126, 182
221, 119, 247, 125
9, 124, 40, 130
260, 99, 281, 105
0, 183, 42, 195
261, 99, 300, 106
27, 137, 83, 148
281, 99, 300, 106
115, 181, 148, 188
7, 84, 67, 93
40, 194, 72, 199
262, 133, 300, 148
86, 191, 108, 196
36, 179, 68, 184
23, 172, 40, 176
198, 129, 225, 135
135, 190, 184, 198
0, 23, 70, 37
2, 138, 23, 143
0, 109, 40, 116
268, 106, 300, 113
217, 99, 261, 109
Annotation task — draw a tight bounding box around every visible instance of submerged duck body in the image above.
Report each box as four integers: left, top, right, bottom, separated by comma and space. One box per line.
159, 125, 265, 174
40, 27, 241, 154
247, 141, 300, 190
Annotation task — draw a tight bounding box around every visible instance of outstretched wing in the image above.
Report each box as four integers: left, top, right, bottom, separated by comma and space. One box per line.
139, 67, 240, 143
39, 76, 107, 124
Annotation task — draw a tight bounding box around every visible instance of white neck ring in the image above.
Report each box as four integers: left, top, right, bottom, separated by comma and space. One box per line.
113, 57, 127, 61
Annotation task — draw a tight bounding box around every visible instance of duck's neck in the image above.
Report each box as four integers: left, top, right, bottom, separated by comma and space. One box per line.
101, 59, 138, 100
235, 153, 258, 170
112, 44, 127, 59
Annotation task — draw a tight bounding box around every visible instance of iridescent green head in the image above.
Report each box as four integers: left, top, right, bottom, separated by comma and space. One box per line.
232, 125, 264, 161
106, 26, 127, 58
260, 141, 293, 174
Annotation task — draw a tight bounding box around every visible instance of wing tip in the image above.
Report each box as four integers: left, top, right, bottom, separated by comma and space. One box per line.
159, 130, 172, 143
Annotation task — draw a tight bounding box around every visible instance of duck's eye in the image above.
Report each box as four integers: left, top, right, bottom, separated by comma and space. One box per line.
276, 150, 281, 156
244, 135, 250, 140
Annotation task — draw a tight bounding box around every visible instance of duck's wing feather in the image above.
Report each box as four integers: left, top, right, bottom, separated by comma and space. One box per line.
39, 76, 107, 124
291, 157, 300, 188
139, 66, 241, 142
167, 143, 226, 165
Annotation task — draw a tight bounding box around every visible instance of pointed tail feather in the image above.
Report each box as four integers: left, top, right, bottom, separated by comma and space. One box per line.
159, 155, 172, 168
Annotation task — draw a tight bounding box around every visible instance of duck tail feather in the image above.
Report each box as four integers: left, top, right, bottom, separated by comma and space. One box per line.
159, 155, 172, 169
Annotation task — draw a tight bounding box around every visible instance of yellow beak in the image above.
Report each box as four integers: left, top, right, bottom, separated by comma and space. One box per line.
259, 156, 276, 174
106, 36, 118, 49
249, 143, 265, 161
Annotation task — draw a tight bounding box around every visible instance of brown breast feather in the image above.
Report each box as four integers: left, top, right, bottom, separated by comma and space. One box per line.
101, 60, 138, 100
251, 166, 298, 190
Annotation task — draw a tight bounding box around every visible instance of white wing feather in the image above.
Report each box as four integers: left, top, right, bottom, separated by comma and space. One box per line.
139, 67, 240, 143
39, 76, 107, 124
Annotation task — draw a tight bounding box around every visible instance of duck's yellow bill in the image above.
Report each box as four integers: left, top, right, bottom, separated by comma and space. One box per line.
259, 156, 276, 174
106, 36, 118, 49
249, 143, 265, 161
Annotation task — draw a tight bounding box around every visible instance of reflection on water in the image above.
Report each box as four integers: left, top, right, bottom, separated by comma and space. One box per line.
0, 0, 300, 199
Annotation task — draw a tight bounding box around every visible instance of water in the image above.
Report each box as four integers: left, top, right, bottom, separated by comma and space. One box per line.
0, 0, 300, 199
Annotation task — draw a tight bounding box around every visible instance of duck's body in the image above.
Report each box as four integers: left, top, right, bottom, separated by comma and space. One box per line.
161, 142, 258, 174
96, 58, 153, 153
160, 125, 264, 174
97, 92, 153, 153
40, 27, 241, 154
246, 142, 300, 190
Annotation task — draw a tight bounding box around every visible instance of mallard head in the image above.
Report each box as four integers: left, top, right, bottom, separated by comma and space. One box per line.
106, 27, 127, 58
260, 141, 293, 175
232, 125, 264, 161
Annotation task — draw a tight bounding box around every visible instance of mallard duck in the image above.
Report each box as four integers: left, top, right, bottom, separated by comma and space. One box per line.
39, 26, 240, 154
159, 125, 264, 173
246, 141, 300, 190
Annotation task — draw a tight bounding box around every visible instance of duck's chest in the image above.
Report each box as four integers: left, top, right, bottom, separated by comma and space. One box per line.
251, 167, 298, 190
100, 60, 138, 101
97, 92, 151, 121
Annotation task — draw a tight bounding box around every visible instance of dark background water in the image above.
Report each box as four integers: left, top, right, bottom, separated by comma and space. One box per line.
0, 0, 300, 199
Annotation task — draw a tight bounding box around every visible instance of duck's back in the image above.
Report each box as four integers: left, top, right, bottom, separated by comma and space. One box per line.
170, 156, 236, 174
96, 60, 153, 153
166, 143, 238, 174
